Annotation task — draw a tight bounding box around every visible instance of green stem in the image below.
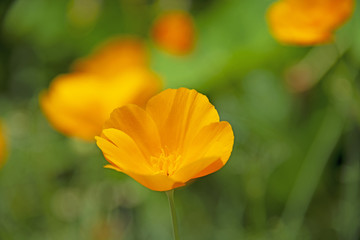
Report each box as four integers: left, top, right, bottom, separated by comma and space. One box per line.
166, 190, 180, 240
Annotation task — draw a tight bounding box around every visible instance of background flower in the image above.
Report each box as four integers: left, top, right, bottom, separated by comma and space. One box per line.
151, 11, 196, 55
41, 69, 161, 141
73, 37, 149, 78
267, 0, 354, 45
40, 36, 161, 141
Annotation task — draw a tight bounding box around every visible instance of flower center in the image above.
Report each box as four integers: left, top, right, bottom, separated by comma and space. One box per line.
150, 148, 181, 176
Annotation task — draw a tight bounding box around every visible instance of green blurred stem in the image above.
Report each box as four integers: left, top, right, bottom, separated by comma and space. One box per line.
281, 107, 344, 240
166, 190, 180, 240
337, 128, 360, 240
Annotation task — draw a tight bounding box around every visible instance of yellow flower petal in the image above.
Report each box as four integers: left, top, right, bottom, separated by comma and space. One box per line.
172, 121, 234, 182
125, 171, 185, 191
96, 132, 152, 175
104, 163, 184, 191
104, 164, 122, 171
103, 104, 162, 159
146, 88, 219, 153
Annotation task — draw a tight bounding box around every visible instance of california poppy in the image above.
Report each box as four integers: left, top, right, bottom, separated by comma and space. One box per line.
151, 11, 196, 55
96, 88, 234, 191
40, 69, 161, 141
267, 0, 354, 45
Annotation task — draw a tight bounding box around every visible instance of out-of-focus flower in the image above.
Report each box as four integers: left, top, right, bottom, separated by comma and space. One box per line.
267, 0, 354, 45
40, 69, 161, 141
0, 122, 7, 167
151, 11, 195, 55
96, 88, 234, 191
41, 36, 161, 141
73, 37, 149, 78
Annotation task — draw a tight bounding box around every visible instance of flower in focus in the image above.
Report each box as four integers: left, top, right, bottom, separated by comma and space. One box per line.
151, 11, 196, 55
41, 69, 161, 141
73, 37, 149, 78
96, 88, 234, 191
0, 122, 7, 168
267, 0, 354, 45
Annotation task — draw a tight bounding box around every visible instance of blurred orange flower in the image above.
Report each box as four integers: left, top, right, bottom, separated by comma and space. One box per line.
151, 11, 195, 55
41, 69, 161, 141
41, 37, 161, 141
0, 122, 7, 167
96, 88, 234, 191
267, 0, 354, 45
73, 37, 149, 78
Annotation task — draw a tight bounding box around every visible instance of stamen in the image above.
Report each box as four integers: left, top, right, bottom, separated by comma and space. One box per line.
150, 148, 181, 176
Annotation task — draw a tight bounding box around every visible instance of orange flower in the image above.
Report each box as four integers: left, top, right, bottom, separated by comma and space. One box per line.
267, 0, 354, 45
40, 69, 161, 141
96, 88, 234, 191
73, 37, 149, 78
0, 122, 7, 167
151, 11, 195, 55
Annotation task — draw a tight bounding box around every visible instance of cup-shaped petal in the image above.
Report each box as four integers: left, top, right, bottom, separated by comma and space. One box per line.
172, 121, 234, 182
146, 88, 220, 154
103, 104, 162, 160
96, 128, 152, 174
104, 164, 186, 191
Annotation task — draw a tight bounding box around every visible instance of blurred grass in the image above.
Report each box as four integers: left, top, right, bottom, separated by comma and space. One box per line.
0, 0, 360, 239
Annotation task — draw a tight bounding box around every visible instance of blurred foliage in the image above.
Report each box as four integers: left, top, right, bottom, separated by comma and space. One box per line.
0, 0, 360, 239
